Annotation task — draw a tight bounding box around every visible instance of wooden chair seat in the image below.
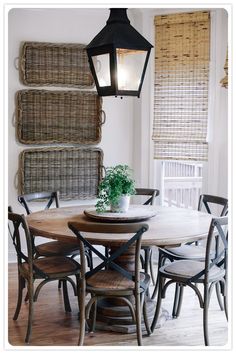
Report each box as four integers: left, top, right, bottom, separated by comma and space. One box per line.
161, 259, 225, 283
20, 256, 80, 278
35, 240, 80, 257
87, 270, 149, 291
164, 244, 214, 259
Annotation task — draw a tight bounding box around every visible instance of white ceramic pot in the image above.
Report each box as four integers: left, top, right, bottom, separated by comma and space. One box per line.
110, 195, 130, 213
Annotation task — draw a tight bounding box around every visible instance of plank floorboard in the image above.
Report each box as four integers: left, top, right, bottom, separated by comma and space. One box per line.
8, 262, 228, 346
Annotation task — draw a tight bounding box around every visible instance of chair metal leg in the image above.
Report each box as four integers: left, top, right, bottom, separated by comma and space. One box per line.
144, 248, 149, 274
88, 249, 93, 270
223, 295, 228, 321
149, 250, 156, 285
221, 279, 228, 321
151, 252, 164, 300
203, 288, 210, 346
77, 276, 86, 346
90, 298, 97, 332
143, 296, 151, 336
62, 280, 71, 313
175, 285, 184, 318
58, 279, 62, 289
25, 280, 34, 343
85, 248, 93, 270
85, 296, 98, 329
13, 275, 25, 320
172, 283, 180, 318
135, 291, 142, 346
215, 282, 224, 311
140, 253, 145, 269
151, 277, 164, 332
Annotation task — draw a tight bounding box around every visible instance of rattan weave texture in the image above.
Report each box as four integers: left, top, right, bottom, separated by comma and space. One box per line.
20, 42, 94, 88
16, 90, 103, 144
19, 147, 103, 200
153, 11, 210, 161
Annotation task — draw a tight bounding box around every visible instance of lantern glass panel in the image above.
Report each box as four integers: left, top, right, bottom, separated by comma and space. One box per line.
116, 49, 147, 91
92, 53, 111, 87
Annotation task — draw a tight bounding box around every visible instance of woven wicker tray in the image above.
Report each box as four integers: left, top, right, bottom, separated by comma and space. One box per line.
19, 41, 94, 88
19, 147, 103, 200
16, 90, 103, 144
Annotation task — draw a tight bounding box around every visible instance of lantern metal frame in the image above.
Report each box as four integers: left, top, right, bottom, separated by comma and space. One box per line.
86, 8, 153, 97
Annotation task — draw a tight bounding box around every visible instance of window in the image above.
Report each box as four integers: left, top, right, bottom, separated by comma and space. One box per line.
152, 11, 210, 161
162, 161, 203, 208
152, 12, 210, 208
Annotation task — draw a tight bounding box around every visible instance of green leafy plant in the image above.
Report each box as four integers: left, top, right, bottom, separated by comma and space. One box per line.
96, 164, 136, 213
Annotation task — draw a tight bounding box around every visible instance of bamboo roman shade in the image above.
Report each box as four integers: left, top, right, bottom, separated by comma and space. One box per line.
153, 11, 210, 161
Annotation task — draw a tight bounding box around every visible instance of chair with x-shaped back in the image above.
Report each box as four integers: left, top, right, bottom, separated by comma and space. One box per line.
8, 210, 80, 343
18, 191, 93, 270
152, 194, 228, 319
68, 220, 151, 346
151, 216, 228, 346
104, 188, 159, 284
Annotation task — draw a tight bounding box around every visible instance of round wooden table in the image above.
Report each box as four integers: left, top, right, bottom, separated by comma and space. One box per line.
27, 205, 213, 333
27, 205, 212, 247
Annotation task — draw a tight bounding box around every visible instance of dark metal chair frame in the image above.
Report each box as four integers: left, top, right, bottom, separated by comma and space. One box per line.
135, 188, 159, 206
18, 191, 93, 269
104, 188, 159, 283
68, 221, 151, 346
152, 194, 228, 318
135, 188, 160, 284
151, 216, 228, 346
8, 211, 80, 343
18, 191, 60, 215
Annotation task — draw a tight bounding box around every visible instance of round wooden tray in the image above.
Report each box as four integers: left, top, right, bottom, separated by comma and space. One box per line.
84, 205, 158, 223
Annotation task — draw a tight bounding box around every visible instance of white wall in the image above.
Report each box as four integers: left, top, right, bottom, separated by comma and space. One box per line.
203, 9, 228, 198
8, 8, 135, 260
131, 9, 154, 188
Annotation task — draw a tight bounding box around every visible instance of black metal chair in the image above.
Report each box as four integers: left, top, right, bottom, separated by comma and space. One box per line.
151, 216, 228, 346
151, 194, 228, 318
18, 191, 93, 269
68, 220, 151, 346
134, 188, 159, 284
104, 188, 159, 283
8, 210, 80, 343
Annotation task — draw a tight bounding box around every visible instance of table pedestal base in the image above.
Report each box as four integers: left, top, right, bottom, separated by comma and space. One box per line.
89, 298, 170, 334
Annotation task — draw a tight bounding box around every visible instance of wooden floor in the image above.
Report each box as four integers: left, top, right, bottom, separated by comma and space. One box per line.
8, 262, 228, 347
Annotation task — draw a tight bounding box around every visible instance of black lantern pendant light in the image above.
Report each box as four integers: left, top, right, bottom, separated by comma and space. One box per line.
86, 8, 153, 98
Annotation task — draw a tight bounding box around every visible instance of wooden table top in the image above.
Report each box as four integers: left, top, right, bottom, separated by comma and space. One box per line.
26, 205, 213, 247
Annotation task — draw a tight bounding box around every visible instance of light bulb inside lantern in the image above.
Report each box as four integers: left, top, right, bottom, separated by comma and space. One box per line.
117, 66, 129, 90
117, 51, 129, 90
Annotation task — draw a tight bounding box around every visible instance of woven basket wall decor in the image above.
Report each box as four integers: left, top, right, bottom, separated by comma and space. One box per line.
19, 147, 103, 200
16, 90, 104, 144
19, 41, 94, 88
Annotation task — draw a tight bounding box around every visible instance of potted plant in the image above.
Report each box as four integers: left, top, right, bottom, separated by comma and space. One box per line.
96, 164, 136, 213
